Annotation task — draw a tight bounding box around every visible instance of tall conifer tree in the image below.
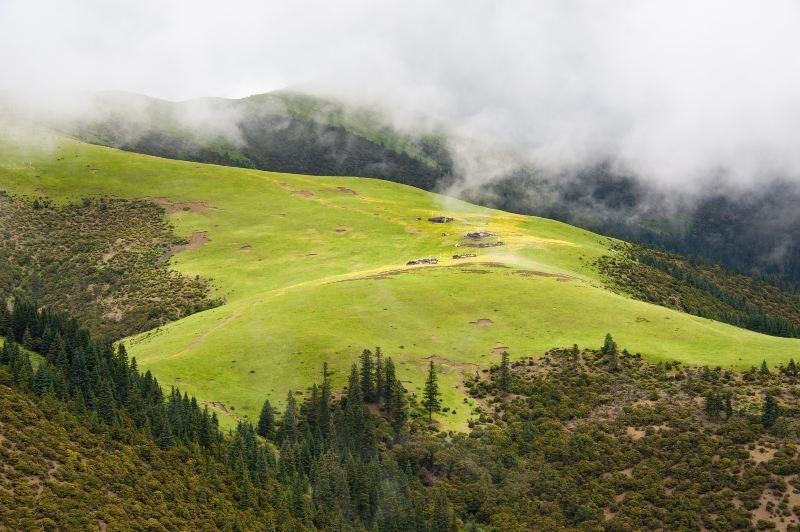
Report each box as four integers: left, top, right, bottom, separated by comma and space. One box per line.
423, 361, 441, 421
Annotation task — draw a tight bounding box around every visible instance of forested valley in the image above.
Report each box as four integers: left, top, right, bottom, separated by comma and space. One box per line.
4, 298, 800, 530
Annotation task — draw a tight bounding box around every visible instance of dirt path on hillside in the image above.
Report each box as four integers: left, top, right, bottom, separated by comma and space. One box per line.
187, 311, 242, 350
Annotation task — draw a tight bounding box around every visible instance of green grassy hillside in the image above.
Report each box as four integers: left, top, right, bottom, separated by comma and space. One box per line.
1, 126, 798, 430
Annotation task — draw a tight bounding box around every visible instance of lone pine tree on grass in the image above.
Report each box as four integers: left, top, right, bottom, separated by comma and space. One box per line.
424, 360, 441, 421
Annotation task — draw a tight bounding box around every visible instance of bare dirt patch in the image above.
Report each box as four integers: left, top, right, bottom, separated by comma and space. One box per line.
336, 187, 358, 195
149, 197, 216, 214
627, 427, 646, 440
239, 245, 252, 252
513, 270, 574, 281
334, 226, 352, 233
405, 226, 422, 234
470, 318, 494, 327
161, 231, 209, 261
750, 446, 777, 464
292, 190, 315, 198
203, 400, 229, 414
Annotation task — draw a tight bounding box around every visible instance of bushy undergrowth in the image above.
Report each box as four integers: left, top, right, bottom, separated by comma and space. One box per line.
0, 194, 218, 340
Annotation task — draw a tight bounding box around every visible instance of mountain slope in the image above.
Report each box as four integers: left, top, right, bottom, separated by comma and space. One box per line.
1, 126, 798, 430
43, 90, 452, 191
22, 89, 800, 287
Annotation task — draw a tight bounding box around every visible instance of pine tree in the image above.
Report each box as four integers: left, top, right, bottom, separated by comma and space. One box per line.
21, 327, 34, 351
235, 453, 253, 509
281, 392, 298, 443
724, 392, 733, 418
390, 380, 408, 439
423, 360, 441, 421
603, 333, 619, 371
258, 399, 275, 439
762, 392, 780, 428
12, 352, 33, 390
343, 363, 374, 456
383, 357, 396, 409
96, 380, 116, 425
313, 450, 350, 520
375, 347, 384, 405
787, 358, 798, 376
498, 351, 511, 394
360, 348, 375, 402
318, 362, 332, 441
602, 333, 616, 355
158, 417, 175, 449
31, 363, 53, 396
199, 406, 212, 448
704, 390, 722, 420
760, 360, 770, 375
46, 332, 63, 364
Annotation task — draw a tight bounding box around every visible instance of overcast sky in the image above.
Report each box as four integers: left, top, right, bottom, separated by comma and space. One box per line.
3, 0, 800, 188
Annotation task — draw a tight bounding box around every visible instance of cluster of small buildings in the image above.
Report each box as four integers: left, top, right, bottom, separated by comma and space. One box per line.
456, 241, 505, 249
406, 258, 439, 265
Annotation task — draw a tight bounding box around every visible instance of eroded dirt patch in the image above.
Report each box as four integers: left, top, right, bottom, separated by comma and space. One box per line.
162, 231, 209, 261
470, 318, 494, 327
336, 186, 358, 195
149, 197, 216, 214
239, 245, 252, 252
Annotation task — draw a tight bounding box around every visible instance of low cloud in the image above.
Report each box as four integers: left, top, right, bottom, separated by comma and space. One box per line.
3, 1, 800, 193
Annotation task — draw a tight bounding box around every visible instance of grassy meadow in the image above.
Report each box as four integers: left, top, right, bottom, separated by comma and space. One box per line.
1, 126, 798, 430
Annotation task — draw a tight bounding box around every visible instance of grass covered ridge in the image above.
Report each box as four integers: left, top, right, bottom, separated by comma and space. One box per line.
0, 126, 798, 430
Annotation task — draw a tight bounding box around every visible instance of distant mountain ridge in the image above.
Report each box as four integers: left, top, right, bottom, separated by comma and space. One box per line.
55, 90, 454, 191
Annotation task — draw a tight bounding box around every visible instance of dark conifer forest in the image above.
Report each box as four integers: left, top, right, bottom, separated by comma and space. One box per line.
5, 298, 800, 530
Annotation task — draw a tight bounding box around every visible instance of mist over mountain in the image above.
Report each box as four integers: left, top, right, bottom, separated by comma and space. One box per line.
3, 1, 800, 285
